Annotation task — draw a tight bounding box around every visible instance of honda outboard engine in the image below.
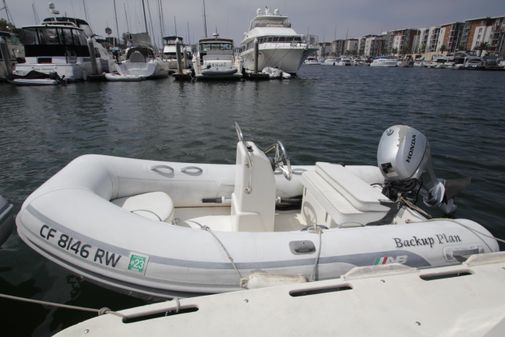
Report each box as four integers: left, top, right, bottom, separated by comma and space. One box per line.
377, 125, 456, 214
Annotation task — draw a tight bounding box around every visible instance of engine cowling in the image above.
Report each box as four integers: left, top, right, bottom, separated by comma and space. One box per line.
377, 125, 449, 211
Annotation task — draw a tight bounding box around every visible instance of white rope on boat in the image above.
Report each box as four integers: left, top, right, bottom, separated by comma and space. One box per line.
0, 292, 124, 317
186, 220, 243, 280
398, 195, 432, 219
310, 225, 324, 282
398, 195, 505, 246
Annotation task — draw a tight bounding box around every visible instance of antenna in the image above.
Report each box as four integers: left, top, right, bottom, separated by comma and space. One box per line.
31, 3, 40, 24
174, 16, 177, 36
202, 0, 208, 38
82, 0, 88, 21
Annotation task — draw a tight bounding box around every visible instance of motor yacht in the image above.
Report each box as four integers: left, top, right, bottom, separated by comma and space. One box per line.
240, 7, 316, 74
162, 35, 192, 74
13, 23, 93, 83
192, 34, 242, 80
335, 57, 352, 66
303, 56, 319, 65
370, 57, 398, 67
0, 31, 24, 81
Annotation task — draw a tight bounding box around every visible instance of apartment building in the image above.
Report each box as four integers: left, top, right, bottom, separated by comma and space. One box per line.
344, 39, 359, 55
385, 29, 418, 55
331, 39, 346, 56
363, 35, 385, 57
439, 22, 464, 52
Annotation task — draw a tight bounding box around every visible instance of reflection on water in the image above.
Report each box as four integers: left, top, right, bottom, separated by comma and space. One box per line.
1, 66, 505, 336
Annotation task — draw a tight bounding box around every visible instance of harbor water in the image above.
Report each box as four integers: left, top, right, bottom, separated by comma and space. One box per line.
1, 66, 505, 336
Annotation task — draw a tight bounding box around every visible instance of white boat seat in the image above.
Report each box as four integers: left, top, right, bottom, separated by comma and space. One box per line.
111, 192, 174, 222
301, 163, 390, 227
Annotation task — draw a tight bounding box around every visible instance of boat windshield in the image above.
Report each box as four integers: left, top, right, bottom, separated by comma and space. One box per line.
200, 42, 233, 51
42, 17, 94, 37
257, 36, 302, 43
20, 26, 90, 57
250, 16, 291, 29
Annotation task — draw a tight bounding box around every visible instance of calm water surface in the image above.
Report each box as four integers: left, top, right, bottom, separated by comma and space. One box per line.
1, 66, 505, 336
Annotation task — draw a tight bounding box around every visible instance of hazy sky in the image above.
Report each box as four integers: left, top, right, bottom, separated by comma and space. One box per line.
3, 0, 504, 46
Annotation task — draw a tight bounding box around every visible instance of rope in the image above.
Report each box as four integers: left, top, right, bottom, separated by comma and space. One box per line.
0, 293, 124, 317
309, 225, 324, 282
187, 220, 243, 280
449, 219, 505, 249
398, 195, 505, 247
398, 195, 432, 219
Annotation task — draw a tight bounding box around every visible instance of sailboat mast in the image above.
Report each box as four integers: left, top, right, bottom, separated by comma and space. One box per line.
82, 0, 88, 21
186, 21, 190, 44
141, 0, 149, 34
202, 0, 208, 38
123, 3, 130, 33
158, 0, 164, 39
113, 0, 120, 44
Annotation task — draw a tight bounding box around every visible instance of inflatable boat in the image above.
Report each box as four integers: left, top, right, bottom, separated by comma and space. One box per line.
16, 124, 499, 298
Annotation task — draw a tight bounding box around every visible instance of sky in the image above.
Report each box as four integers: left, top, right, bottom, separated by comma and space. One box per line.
2, 0, 504, 46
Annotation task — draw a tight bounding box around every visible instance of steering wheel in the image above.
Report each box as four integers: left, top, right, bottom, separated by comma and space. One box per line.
272, 141, 292, 180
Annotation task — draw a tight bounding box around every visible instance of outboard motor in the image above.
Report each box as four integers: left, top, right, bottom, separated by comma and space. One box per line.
377, 125, 459, 214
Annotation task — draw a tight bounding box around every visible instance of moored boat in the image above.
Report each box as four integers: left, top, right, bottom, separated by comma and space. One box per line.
240, 7, 316, 74
162, 35, 192, 74
192, 34, 242, 80
370, 57, 398, 67
14, 23, 92, 82
16, 124, 499, 298
116, 46, 169, 79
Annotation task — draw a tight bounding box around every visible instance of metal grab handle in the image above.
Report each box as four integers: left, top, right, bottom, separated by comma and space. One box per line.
235, 122, 253, 169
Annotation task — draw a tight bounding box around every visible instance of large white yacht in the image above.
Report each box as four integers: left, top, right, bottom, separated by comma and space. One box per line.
240, 7, 316, 74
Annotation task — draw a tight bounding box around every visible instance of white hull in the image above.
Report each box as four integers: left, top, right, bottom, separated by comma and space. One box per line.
12, 78, 61, 86
16, 150, 498, 298
54, 251, 505, 337
14, 61, 90, 82
370, 59, 398, 67
116, 60, 169, 79
105, 73, 145, 82
241, 46, 311, 74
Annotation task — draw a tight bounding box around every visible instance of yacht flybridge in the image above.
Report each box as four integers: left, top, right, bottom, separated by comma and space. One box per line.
240, 7, 316, 75
16, 124, 498, 298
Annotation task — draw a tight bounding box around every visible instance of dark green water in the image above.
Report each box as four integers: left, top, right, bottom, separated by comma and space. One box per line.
1, 66, 505, 336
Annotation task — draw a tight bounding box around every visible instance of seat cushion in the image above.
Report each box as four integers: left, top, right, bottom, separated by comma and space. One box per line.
112, 192, 174, 222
